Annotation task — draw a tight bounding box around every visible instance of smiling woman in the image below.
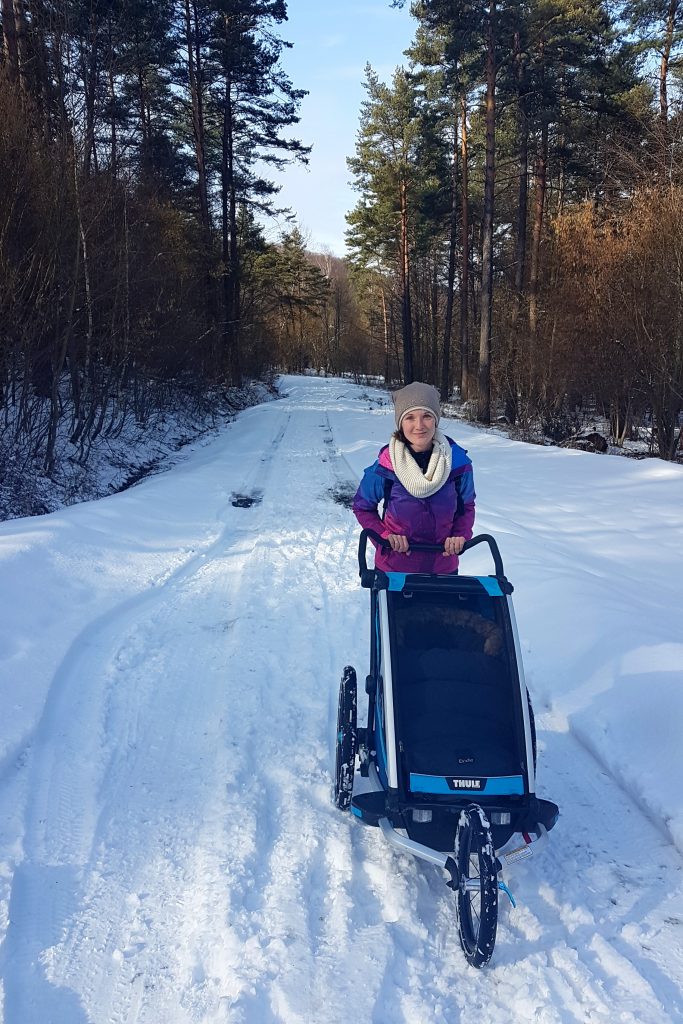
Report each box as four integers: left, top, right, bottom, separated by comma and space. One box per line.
352, 381, 476, 574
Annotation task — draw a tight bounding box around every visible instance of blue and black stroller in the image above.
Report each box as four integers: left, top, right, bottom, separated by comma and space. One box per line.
334, 530, 559, 968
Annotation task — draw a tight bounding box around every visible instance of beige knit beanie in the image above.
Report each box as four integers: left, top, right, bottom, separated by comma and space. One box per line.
392, 381, 441, 429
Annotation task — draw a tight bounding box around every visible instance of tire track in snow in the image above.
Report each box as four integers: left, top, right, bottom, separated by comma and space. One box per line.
167, 403, 400, 1022
0, 406, 294, 1022
208, 411, 379, 1021
0, 395, 380, 1023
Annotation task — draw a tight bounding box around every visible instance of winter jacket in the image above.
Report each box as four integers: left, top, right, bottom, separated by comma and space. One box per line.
352, 436, 476, 574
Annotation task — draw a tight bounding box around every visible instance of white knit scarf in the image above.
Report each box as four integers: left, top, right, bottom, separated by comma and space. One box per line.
389, 429, 452, 498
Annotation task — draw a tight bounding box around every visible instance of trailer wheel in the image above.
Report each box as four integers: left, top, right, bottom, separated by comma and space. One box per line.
456, 805, 498, 968
334, 666, 357, 810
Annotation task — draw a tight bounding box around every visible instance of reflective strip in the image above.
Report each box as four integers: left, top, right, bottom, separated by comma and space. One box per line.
409, 773, 525, 795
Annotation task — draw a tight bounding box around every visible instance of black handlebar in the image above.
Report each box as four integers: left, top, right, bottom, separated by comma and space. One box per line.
358, 528, 506, 581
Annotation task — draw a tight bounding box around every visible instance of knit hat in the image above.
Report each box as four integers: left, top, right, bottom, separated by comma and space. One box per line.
392, 381, 441, 429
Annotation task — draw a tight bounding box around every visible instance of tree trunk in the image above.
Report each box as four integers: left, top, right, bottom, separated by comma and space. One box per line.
512, 34, 528, 322
24, 0, 53, 137
82, 13, 99, 178
108, 17, 118, 178
430, 256, 439, 383
528, 121, 548, 399
2, 0, 19, 82
135, 24, 150, 172
507, 32, 528, 424
460, 93, 469, 401
660, 0, 679, 120
221, 74, 240, 380
381, 284, 390, 385
477, 1, 496, 425
441, 114, 458, 402
13, 0, 28, 91
46, 216, 81, 475
399, 177, 414, 382
185, 0, 210, 233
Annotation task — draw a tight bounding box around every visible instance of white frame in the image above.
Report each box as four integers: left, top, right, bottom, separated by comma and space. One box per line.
378, 589, 399, 790
506, 596, 536, 793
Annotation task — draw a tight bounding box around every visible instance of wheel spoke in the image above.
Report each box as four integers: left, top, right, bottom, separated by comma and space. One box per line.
456, 807, 499, 968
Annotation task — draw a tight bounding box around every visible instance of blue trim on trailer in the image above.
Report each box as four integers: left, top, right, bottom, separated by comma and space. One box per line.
476, 576, 504, 597
409, 773, 525, 795
385, 571, 504, 596
387, 573, 407, 591
351, 806, 362, 818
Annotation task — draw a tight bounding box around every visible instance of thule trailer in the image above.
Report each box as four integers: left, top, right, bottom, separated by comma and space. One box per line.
334, 529, 559, 968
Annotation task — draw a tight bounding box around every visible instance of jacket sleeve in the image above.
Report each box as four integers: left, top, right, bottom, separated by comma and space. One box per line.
452, 464, 475, 540
352, 461, 389, 538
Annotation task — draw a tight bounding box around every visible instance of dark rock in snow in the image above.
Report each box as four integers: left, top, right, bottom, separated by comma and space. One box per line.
582, 432, 608, 453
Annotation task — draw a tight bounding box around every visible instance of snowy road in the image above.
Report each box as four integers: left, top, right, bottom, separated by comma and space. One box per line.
1, 377, 683, 1022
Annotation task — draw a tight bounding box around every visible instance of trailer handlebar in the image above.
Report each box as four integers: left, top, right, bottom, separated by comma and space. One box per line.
358, 528, 506, 581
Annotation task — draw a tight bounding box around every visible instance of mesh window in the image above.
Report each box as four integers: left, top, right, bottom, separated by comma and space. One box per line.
388, 589, 521, 779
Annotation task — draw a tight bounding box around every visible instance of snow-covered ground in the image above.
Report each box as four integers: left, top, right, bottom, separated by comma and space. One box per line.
0, 380, 276, 520
0, 374, 682, 1022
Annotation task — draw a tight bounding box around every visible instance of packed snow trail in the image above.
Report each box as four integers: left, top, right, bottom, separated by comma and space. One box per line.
0, 377, 682, 1022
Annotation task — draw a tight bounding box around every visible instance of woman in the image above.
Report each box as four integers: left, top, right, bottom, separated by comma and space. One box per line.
352, 381, 475, 574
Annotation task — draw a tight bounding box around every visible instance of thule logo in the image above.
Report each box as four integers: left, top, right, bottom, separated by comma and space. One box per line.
448, 777, 485, 790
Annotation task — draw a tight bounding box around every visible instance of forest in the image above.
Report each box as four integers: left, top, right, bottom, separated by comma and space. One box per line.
1, 0, 682, 508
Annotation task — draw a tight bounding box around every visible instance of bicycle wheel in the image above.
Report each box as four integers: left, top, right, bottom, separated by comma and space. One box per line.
456, 804, 498, 968
334, 666, 357, 810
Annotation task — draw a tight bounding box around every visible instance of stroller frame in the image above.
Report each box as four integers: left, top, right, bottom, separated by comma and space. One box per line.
335, 529, 559, 968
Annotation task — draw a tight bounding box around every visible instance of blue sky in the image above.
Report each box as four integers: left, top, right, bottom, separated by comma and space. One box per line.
264, 0, 416, 256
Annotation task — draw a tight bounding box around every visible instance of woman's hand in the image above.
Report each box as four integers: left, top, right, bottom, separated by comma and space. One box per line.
443, 536, 465, 556
386, 534, 410, 553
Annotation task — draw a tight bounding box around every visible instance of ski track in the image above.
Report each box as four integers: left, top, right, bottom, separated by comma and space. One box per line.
1, 380, 682, 1022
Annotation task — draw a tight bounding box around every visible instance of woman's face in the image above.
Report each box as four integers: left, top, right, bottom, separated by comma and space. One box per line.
401, 410, 437, 452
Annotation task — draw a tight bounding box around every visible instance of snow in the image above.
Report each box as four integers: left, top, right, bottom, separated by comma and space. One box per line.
0, 374, 682, 1021
0, 380, 277, 520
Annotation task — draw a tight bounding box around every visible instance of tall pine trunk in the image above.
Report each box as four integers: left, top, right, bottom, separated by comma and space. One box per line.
184, 0, 210, 233
441, 114, 458, 402
660, 0, 679, 120
381, 284, 390, 385
460, 93, 470, 401
399, 177, 414, 382
2, 0, 20, 81
477, 1, 496, 424
107, 16, 118, 178
221, 74, 240, 380
528, 121, 548, 401
506, 31, 528, 424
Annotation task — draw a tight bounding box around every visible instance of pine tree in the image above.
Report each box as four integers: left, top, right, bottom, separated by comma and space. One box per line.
202, 0, 309, 379
346, 64, 446, 382
254, 226, 329, 370
625, 0, 683, 120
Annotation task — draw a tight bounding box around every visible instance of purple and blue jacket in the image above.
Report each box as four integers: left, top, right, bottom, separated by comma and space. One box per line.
352, 437, 476, 575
